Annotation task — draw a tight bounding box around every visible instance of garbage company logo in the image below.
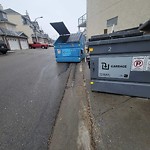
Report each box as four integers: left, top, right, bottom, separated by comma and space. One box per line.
111, 65, 127, 68
99, 57, 131, 79
101, 62, 110, 70
134, 60, 143, 68
101, 62, 127, 70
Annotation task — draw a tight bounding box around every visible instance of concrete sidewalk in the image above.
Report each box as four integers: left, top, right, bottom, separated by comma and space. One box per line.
83, 62, 150, 150
49, 63, 94, 150
49, 61, 150, 150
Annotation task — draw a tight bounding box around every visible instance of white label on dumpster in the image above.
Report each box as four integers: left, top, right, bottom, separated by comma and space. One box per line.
131, 56, 146, 71
146, 56, 150, 71
98, 57, 132, 79
62, 49, 71, 56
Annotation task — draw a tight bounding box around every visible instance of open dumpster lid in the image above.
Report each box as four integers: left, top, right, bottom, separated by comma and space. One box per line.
50, 22, 70, 35
67, 33, 82, 43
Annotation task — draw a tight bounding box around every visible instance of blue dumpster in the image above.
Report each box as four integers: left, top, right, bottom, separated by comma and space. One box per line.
50, 22, 85, 62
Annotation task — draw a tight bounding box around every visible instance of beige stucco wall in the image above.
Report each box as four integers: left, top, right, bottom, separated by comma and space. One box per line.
87, 0, 150, 39
7, 14, 34, 43
6, 23, 16, 31
0, 22, 16, 31
0, 23, 6, 29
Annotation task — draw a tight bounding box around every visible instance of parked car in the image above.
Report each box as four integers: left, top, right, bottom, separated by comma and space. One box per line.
0, 41, 10, 54
29, 42, 48, 49
48, 43, 54, 47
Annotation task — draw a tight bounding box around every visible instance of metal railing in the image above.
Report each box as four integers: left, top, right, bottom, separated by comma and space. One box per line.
78, 13, 86, 27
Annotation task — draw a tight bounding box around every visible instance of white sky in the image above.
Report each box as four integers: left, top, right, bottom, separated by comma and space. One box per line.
1, 0, 86, 39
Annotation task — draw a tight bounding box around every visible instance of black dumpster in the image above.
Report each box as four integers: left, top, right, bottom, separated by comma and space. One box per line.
88, 29, 150, 98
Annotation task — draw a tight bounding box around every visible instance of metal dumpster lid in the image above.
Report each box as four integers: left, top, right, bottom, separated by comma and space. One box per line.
67, 33, 82, 43
50, 22, 70, 35
89, 27, 143, 41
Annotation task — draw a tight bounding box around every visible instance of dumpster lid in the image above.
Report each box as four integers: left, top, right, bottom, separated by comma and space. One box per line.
50, 22, 70, 35
67, 33, 82, 43
89, 27, 143, 41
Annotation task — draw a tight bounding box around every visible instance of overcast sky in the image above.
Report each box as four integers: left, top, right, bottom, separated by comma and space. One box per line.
1, 0, 86, 39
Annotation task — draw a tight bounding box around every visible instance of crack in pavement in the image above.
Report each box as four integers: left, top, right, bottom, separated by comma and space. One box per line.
100, 97, 133, 116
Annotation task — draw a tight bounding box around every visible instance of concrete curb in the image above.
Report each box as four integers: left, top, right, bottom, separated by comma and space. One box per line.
49, 63, 93, 150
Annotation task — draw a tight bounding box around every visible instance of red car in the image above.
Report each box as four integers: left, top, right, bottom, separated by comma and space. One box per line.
29, 42, 48, 49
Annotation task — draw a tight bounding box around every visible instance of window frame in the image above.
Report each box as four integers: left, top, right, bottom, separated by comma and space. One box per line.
107, 16, 118, 27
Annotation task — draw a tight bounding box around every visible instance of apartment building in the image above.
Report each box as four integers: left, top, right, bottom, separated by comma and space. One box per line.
5, 8, 51, 44
0, 5, 28, 50
87, 0, 150, 39
5, 9, 34, 43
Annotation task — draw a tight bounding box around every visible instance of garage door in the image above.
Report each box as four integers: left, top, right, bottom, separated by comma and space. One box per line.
20, 40, 29, 49
7, 38, 20, 50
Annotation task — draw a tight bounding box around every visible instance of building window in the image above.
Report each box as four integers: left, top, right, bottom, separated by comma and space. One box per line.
22, 17, 27, 25
107, 16, 118, 27
104, 29, 108, 34
2, 13, 7, 19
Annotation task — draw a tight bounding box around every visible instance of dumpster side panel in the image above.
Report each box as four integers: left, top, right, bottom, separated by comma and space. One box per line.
55, 47, 80, 58
89, 35, 150, 98
54, 44, 84, 63
89, 36, 150, 55
53, 32, 85, 63
90, 53, 150, 83
91, 80, 150, 98
54, 34, 85, 62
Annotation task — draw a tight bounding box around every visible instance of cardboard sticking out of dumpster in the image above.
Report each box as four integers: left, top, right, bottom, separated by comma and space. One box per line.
139, 20, 150, 35
139, 20, 150, 32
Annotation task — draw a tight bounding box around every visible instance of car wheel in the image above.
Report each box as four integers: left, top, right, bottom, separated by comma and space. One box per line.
1, 51, 7, 54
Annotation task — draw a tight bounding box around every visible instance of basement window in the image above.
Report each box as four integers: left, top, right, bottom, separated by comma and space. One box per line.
104, 29, 108, 34
107, 16, 118, 27
2, 13, 7, 20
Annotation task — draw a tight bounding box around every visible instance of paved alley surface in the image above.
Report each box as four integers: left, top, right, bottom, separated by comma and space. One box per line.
0, 48, 70, 150
83, 62, 150, 150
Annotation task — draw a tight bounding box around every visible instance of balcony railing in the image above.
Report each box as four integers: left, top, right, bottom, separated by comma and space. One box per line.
78, 13, 86, 28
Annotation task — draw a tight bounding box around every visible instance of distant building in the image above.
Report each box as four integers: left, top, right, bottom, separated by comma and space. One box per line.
87, 0, 150, 38
0, 5, 28, 50
0, 5, 16, 32
5, 8, 34, 43
5, 8, 50, 44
